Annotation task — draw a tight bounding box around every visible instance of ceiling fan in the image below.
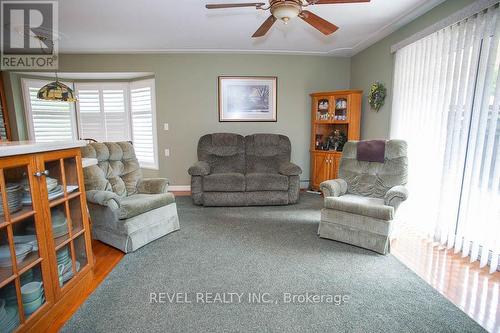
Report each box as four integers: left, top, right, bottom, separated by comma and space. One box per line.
205, 0, 370, 37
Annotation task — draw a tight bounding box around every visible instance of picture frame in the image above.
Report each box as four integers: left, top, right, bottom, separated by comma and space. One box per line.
218, 76, 277, 122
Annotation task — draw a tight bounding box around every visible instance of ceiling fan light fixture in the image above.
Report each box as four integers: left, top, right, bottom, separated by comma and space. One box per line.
205, 0, 370, 37
271, 3, 300, 24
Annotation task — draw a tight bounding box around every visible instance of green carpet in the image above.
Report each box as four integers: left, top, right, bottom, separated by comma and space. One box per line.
62, 194, 485, 332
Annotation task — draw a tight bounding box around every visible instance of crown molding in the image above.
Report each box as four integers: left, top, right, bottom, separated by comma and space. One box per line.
331, 0, 446, 56
58, 0, 446, 58
59, 48, 337, 57
391, 0, 500, 53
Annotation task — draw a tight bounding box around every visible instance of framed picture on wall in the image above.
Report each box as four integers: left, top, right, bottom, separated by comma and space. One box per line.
218, 76, 277, 122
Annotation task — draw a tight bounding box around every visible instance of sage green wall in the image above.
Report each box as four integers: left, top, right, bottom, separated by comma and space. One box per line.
5, 0, 471, 185
351, 0, 476, 140
7, 54, 350, 185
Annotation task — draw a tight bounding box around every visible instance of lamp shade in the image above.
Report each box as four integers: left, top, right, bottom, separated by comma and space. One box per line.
272, 4, 300, 23
37, 81, 77, 102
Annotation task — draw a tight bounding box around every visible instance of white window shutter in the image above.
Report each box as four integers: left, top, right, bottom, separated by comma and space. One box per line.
23, 78, 157, 169
102, 87, 130, 142
22, 79, 77, 142
75, 83, 131, 142
76, 88, 103, 141
0, 105, 7, 140
130, 79, 158, 169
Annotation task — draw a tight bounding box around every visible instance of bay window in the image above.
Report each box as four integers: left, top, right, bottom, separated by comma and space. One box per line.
22, 78, 158, 169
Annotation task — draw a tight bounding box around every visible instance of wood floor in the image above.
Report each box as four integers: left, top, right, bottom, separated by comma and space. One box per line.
48, 240, 124, 332
50, 195, 499, 332
392, 229, 500, 333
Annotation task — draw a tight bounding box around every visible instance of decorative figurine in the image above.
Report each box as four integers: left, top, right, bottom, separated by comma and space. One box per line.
331, 129, 347, 151
315, 134, 323, 150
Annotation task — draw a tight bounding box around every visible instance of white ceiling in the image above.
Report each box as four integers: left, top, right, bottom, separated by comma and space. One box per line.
58, 0, 445, 56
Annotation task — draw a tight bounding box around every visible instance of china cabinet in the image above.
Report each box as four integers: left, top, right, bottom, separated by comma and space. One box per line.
309, 90, 362, 190
0, 141, 93, 332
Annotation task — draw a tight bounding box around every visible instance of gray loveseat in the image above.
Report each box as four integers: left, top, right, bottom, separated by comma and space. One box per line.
188, 133, 302, 206
82, 142, 180, 253
318, 140, 408, 254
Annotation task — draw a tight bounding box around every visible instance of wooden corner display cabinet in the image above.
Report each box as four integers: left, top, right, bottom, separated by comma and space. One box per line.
0, 147, 93, 332
310, 90, 362, 191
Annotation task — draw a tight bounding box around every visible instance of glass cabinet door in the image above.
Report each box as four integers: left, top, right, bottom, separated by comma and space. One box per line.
333, 96, 349, 121
0, 156, 52, 332
39, 151, 92, 295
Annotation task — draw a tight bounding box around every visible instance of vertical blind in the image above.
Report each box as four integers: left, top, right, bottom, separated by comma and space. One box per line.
391, 5, 500, 272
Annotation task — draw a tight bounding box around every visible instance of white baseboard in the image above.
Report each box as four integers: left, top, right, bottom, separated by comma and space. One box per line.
170, 180, 310, 192
169, 185, 191, 191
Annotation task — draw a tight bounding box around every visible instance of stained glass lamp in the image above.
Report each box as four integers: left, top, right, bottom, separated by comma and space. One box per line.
37, 79, 77, 102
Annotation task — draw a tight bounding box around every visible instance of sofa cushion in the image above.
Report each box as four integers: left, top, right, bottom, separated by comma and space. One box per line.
324, 194, 394, 221
246, 173, 288, 191
118, 193, 175, 219
197, 134, 246, 174
203, 173, 245, 192
245, 134, 291, 173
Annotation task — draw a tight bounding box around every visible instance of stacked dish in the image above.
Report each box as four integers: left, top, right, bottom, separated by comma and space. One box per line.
0, 243, 33, 268
21, 177, 64, 205
0, 183, 23, 216
13, 234, 38, 252
0, 285, 17, 307
20, 269, 35, 285
57, 248, 80, 283
0, 300, 19, 333
47, 184, 64, 201
21, 281, 44, 316
45, 177, 58, 192
0, 299, 5, 324
51, 209, 68, 238
0, 269, 35, 312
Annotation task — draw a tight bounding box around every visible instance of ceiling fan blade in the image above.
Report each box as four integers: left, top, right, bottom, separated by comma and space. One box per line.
252, 16, 277, 38
300, 10, 338, 35
307, 0, 370, 4
206, 2, 265, 9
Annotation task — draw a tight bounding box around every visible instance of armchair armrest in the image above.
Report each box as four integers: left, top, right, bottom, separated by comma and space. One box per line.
279, 162, 302, 176
188, 161, 211, 176
320, 179, 348, 197
137, 178, 169, 194
86, 190, 121, 210
384, 185, 409, 210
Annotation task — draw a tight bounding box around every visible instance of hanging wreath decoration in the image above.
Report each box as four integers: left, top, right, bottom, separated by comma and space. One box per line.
368, 82, 386, 112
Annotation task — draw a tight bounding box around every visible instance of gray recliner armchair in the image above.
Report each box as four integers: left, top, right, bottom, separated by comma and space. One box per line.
81, 142, 180, 253
188, 133, 302, 206
318, 140, 408, 254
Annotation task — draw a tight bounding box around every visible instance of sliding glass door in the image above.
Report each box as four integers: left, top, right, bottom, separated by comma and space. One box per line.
391, 4, 499, 273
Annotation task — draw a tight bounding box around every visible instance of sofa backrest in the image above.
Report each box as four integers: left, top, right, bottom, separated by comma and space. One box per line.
245, 134, 291, 174
339, 140, 408, 198
197, 133, 246, 174
81, 142, 142, 197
